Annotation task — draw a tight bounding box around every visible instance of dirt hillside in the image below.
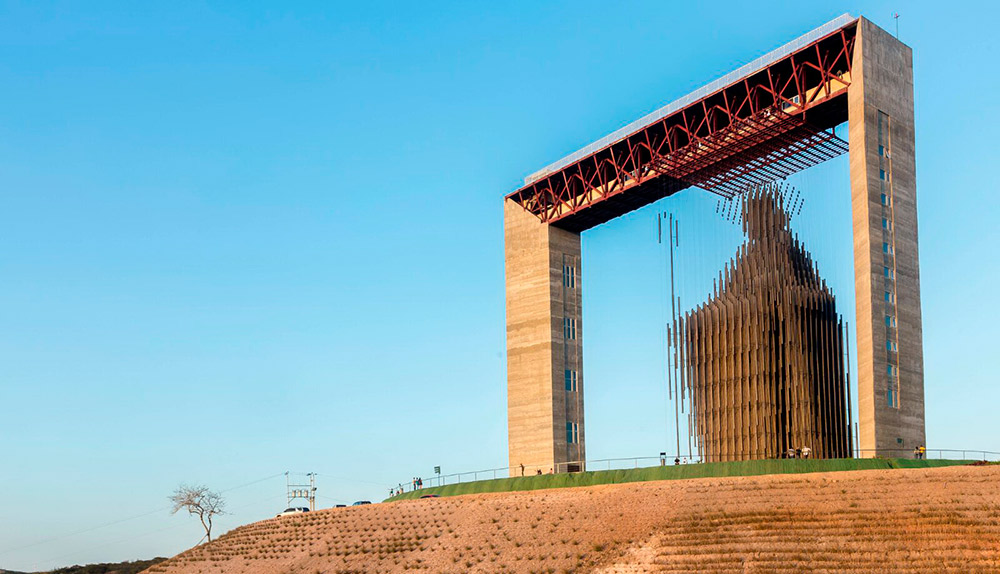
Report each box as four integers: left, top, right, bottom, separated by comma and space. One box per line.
146, 464, 1000, 574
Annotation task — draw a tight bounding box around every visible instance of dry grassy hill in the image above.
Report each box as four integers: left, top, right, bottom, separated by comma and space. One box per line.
146, 464, 1000, 574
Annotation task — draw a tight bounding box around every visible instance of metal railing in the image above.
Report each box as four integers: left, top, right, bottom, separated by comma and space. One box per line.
390, 448, 999, 496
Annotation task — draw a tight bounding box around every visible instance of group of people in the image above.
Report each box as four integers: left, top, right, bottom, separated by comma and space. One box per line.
518, 463, 556, 476
784, 446, 812, 459
913, 445, 927, 459
388, 477, 426, 497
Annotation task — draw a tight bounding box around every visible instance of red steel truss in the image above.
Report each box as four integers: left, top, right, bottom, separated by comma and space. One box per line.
508, 20, 857, 232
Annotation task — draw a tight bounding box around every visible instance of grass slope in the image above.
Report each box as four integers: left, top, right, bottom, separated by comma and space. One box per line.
386, 457, 966, 500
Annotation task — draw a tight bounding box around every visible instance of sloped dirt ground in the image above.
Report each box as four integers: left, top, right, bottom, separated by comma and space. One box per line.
146, 464, 1000, 574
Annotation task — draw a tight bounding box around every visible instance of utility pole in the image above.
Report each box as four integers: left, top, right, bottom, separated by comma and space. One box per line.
285, 472, 317, 511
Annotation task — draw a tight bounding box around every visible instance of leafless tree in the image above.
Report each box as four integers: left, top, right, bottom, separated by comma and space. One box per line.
169, 485, 226, 543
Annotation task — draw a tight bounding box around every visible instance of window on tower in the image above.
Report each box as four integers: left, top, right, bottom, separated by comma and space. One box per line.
563, 317, 577, 340
563, 264, 576, 289
564, 369, 578, 392
566, 422, 579, 444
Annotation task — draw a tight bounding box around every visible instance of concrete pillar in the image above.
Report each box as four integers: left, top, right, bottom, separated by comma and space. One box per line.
848, 18, 926, 458
504, 199, 585, 475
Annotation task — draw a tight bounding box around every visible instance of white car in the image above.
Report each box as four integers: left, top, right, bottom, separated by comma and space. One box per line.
276, 507, 309, 517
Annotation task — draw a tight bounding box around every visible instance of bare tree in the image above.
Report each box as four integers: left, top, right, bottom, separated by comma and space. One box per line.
169, 485, 226, 543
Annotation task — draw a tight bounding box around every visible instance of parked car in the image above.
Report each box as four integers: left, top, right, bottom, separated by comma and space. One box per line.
352, 500, 372, 506
276, 507, 310, 517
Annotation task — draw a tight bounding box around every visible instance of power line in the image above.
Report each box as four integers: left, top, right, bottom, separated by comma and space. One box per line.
31, 521, 187, 571
31, 493, 287, 570
311, 472, 394, 488
1, 506, 173, 558
5, 471, 381, 568
219, 472, 286, 494
0, 472, 285, 558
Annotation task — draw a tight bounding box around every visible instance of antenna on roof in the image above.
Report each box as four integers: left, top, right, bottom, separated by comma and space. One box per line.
893, 12, 900, 39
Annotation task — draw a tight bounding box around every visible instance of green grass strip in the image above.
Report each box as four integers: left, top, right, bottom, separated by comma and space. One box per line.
385, 458, 969, 502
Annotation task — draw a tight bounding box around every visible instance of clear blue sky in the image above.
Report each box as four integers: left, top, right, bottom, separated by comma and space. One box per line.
1, 1, 997, 570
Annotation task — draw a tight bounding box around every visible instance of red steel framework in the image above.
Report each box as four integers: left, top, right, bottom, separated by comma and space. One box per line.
508, 20, 858, 232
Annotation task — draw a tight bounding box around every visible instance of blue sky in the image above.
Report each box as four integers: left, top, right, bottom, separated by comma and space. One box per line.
1, 0, 997, 570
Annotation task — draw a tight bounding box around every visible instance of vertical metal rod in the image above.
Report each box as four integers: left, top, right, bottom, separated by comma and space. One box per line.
678, 297, 684, 408
664, 214, 673, 408
667, 325, 673, 401
846, 320, 853, 457
661, 213, 673, 458
669, 214, 680, 458
855, 422, 859, 458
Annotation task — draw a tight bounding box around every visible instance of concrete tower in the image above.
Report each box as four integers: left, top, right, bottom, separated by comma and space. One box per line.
504, 200, 585, 475
848, 19, 925, 456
